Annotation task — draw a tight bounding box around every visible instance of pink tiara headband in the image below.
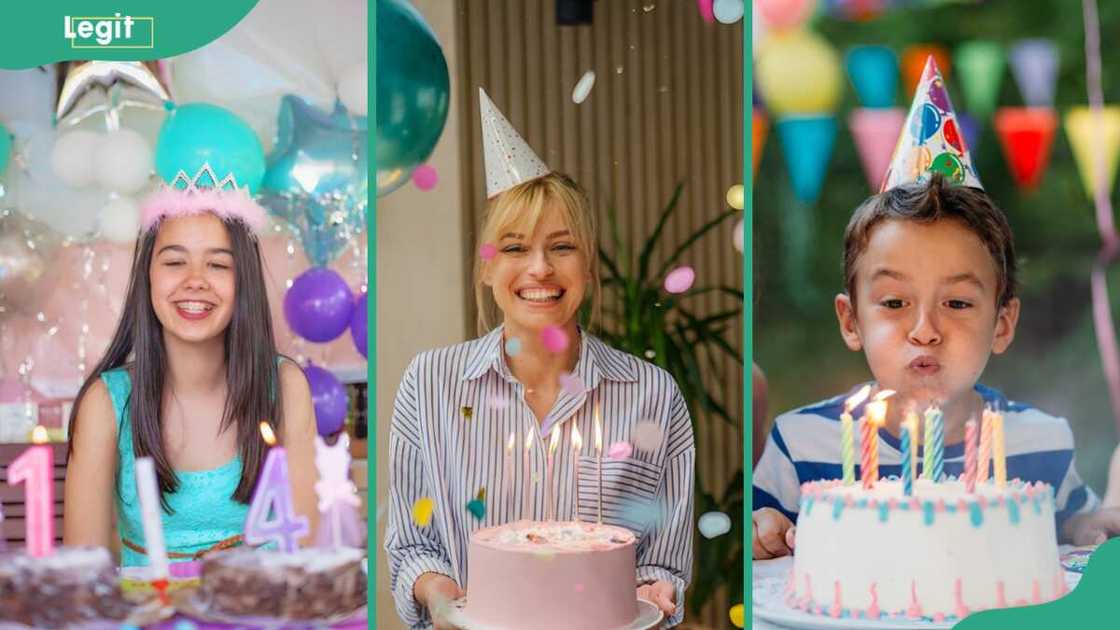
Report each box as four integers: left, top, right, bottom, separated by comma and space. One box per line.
140, 163, 268, 234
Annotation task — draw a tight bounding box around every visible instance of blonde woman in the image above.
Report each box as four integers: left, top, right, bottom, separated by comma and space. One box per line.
384, 91, 695, 629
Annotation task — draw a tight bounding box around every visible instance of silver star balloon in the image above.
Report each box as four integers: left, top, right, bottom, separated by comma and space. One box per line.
54, 61, 170, 128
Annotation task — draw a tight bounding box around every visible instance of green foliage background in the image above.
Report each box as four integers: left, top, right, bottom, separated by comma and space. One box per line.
754, 0, 1120, 495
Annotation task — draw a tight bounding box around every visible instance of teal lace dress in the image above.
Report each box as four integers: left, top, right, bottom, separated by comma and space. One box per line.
101, 368, 250, 566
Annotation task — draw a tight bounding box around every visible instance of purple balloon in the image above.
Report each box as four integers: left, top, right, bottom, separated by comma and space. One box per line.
303, 363, 348, 436
283, 267, 354, 342
350, 293, 367, 358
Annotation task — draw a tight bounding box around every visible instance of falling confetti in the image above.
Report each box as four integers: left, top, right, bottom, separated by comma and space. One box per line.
642, 4, 656, 12
489, 392, 510, 411
696, 0, 714, 23
461, 406, 473, 419
541, 326, 570, 352
643, 349, 656, 360
476, 487, 487, 501
572, 71, 596, 104
698, 511, 732, 539
632, 421, 663, 451
726, 184, 744, 210
663, 266, 695, 294
559, 371, 586, 396
479, 243, 498, 261
574, 582, 585, 593
615, 66, 624, 75
713, 0, 744, 23
413, 164, 439, 190
607, 441, 633, 459
733, 217, 744, 253
505, 336, 523, 357
619, 498, 664, 530
467, 498, 486, 520
729, 603, 745, 628
412, 497, 435, 526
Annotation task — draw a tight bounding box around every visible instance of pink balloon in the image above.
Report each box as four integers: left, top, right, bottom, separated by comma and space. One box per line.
607, 441, 633, 459
558, 371, 585, 396
757, 0, 816, 30
479, 243, 497, 261
540, 325, 569, 353
696, 0, 714, 23
663, 266, 696, 294
413, 164, 439, 191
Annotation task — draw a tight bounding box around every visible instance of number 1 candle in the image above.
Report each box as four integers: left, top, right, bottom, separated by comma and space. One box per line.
841, 385, 871, 485
244, 421, 310, 551
9, 426, 53, 557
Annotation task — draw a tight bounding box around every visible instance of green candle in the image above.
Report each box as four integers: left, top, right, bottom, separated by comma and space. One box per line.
841, 410, 855, 484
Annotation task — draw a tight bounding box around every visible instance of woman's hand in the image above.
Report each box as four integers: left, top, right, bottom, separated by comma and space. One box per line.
415, 572, 464, 630
1063, 508, 1120, 545
752, 507, 796, 559
637, 580, 677, 616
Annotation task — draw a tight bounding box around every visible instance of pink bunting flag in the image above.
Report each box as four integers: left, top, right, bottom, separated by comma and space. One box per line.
849, 108, 906, 192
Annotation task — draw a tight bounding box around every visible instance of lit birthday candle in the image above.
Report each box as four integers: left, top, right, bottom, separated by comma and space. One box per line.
923, 406, 944, 481
523, 425, 534, 518
546, 424, 561, 521
570, 424, 583, 522
991, 411, 1006, 487
964, 419, 978, 493
978, 409, 994, 483
505, 431, 516, 507
861, 391, 892, 489
841, 385, 871, 485
135, 457, 170, 580
9, 426, 53, 557
594, 405, 603, 524
244, 421, 310, 552
901, 412, 917, 496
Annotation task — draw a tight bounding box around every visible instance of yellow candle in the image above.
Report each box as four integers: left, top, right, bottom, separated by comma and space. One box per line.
992, 412, 1006, 487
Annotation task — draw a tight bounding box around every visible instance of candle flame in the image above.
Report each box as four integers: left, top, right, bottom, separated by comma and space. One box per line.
872, 389, 896, 402
30, 425, 48, 444
548, 425, 561, 454
865, 400, 888, 426
506, 431, 516, 452
259, 421, 277, 446
594, 412, 603, 452
525, 426, 535, 451
571, 424, 583, 451
844, 384, 872, 412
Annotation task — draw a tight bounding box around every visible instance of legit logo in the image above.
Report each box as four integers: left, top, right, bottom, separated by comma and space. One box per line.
64, 14, 154, 48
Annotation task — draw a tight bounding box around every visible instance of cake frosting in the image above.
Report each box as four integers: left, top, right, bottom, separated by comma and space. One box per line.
789, 477, 1065, 622
465, 520, 639, 630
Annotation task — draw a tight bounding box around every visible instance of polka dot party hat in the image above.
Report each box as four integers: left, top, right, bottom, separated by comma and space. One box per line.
479, 87, 549, 198
881, 56, 983, 192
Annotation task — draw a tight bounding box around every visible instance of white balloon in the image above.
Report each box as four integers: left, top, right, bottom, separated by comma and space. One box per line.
337, 63, 368, 116
94, 129, 153, 194
50, 130, 100, 188
713, 0, 744, 24
14, 130, 102, 239
98, 196, 141, 243
733, 217, 744, 253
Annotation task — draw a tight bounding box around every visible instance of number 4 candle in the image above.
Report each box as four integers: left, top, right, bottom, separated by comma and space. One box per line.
244, 421, 310, 551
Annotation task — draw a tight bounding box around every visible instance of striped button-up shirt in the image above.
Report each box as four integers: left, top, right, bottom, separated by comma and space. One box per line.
385, 326, 696, 628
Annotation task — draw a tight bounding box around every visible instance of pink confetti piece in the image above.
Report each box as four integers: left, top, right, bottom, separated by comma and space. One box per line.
558, 371, 585, 396
632, 421, 663, 451
696, 0, 714, 23
540, 325, 570, 353
479, 243, 497, 261
413, 164, 439, 190
574, 583, 585, 593
663, 265, 695, 294
505, 337, 522, 356
607, 441, 633, 459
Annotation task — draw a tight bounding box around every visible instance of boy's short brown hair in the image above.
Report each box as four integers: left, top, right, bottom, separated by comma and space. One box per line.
842, 174, 1018, 309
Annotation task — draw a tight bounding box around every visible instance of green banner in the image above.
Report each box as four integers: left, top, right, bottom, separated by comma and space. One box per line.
0, 0, 258, 68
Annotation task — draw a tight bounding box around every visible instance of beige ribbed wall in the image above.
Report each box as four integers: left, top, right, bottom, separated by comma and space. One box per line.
455, 2, 744, 628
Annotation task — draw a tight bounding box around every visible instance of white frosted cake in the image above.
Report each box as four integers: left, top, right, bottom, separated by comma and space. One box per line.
465, 520, 639, 630
789, 478, 1065, 622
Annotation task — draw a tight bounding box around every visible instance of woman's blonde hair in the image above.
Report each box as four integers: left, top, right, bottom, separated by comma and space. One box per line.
474, 172, 601, 335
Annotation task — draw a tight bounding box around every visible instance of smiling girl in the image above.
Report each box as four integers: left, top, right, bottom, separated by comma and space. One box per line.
62, 165, 319, 566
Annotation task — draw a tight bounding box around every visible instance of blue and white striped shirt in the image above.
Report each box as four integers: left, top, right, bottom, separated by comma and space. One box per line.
753, 383, 1098, 534
384, 326, 696, 629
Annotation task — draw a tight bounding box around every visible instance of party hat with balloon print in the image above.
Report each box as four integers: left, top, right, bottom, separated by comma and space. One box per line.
479, 87, 549, 198
881, 56, 983, 192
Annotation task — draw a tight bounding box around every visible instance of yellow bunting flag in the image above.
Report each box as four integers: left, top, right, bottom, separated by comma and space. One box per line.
1064, 106, 1120, 200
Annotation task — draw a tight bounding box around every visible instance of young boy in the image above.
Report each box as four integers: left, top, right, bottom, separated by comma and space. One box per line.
752, 58, 1120, 560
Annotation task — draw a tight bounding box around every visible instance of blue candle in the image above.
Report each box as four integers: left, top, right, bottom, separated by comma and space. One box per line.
901, 420, 913, 496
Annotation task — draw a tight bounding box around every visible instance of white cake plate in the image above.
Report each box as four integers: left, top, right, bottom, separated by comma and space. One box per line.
446, 597, 663, 630
753, 576, 954, 630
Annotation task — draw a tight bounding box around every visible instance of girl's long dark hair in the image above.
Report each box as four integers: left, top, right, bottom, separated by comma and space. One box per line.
67, 217, 284, 512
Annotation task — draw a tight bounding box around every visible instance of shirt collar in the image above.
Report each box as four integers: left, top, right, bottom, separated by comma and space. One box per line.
460, 325, 639, 385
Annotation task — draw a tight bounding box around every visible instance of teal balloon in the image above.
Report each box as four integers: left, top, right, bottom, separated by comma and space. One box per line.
776, 115, 837, 204
0, 122, 10, 176
260, 95, 367, 268
155, 103, 265, 193
376, 0, 450, 197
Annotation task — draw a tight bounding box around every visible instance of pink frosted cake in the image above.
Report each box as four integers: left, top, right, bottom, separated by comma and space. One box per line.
789, 478, 1066, 622
465, 520, 639, 630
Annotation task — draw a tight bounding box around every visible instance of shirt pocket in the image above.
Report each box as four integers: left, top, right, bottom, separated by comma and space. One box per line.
575, 455, 662, 535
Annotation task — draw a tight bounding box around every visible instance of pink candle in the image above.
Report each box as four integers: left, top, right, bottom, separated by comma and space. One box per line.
594, 407, 603, 524
522, 426, 534, 519
546, 425, 560, 521
244, 422, 310, 552
9, 427, 53, 557
570, 425, 583, 522
860, 416, 875, 489
964, 419, 978, 493
978, 409, 994, 483
504, 432, 515, 510
862, 395, 890, 489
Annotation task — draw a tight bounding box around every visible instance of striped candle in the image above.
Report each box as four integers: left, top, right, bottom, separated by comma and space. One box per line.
900, 418, 913, 496
978, 409, 994, 483
862, 398, 889, 489
992, 412, 1006, 487
922, 408, 935, 480
924, 407, 944, 481
904, 409, 920, 483
842, 386, 872, 485
861, 414, 875, 489
964, 419, 978, 493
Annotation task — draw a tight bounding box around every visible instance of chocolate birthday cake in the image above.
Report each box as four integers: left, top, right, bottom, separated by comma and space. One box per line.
197, 547, 366, 620
0, 546, 132, 627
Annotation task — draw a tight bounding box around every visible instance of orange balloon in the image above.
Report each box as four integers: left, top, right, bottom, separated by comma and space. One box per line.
753, 110, 769, 176
902, 44, 951, 96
